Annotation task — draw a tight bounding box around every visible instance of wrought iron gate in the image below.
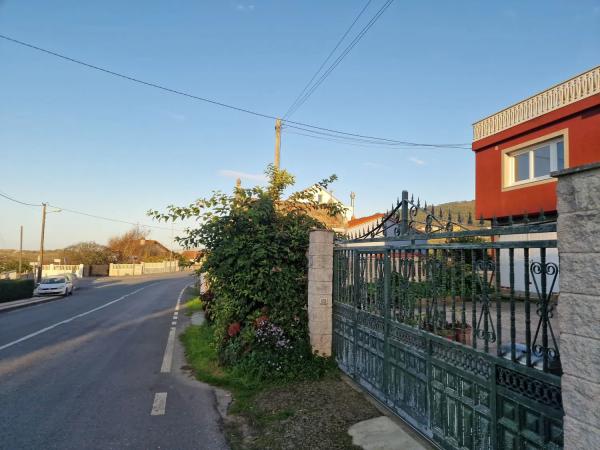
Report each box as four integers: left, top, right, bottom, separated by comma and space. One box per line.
333, 192, 563, 449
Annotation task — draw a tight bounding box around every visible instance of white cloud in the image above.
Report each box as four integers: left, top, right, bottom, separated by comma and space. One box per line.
218, 169, 267, 182
409, 157, 426, 166
236, 3, 255, 12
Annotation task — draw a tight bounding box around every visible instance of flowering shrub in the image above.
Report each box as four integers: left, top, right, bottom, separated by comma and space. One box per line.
149, 166, 344, 380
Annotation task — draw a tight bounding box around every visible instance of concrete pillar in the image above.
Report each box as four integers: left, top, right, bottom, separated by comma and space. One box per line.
307, 229, 334, 356
554, 162, 600, 449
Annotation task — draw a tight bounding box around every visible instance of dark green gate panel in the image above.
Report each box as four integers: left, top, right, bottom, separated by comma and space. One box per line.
332, 242, 564, 450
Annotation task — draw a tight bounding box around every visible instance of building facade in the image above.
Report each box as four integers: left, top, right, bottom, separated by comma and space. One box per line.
473, 65, 600, 221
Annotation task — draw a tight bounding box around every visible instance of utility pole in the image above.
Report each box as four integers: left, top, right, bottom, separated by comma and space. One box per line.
37, 203, 47, 282
274, 118, 282, 169
18, 225, 23, 275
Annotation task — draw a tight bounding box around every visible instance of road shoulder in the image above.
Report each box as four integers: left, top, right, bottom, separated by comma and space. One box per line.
0, 295, 62, 313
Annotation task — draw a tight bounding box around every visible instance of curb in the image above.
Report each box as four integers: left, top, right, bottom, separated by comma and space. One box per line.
0, 295, 62, 313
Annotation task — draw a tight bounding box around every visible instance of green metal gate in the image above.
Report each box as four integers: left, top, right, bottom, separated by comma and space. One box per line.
333, 192, 563, 449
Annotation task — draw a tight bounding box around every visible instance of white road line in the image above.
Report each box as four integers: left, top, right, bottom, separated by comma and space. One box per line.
171, 321, 177, 326
159, 284, 191, 373
0, 284, 156, 352
160, 327, 176, 373
151, 392, 167, 416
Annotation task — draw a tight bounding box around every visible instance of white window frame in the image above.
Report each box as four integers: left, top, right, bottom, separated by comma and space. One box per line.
507, 137, 564, 187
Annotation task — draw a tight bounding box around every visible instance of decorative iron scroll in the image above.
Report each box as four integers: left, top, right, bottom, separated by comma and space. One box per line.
347, 191, 474, 240
408, 197, 472, 235
475, 259, 497, 345
389, 323, 427, 352
531, 261, 561, 372
431, 340, 493, 380
343, 189, 555, 241
497, 366, 563, 410
356, 310, 384, 334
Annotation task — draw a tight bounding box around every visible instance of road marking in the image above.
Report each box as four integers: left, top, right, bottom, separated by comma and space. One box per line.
151, 392, 167, 416
171, 321, 176, 326
0, 284, 156, 352
160, 326, 176, 373
159, 284, 190, 373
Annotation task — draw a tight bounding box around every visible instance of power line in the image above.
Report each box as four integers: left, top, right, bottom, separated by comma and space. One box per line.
0, 33, 469, 149
0, 191, 42, 207
284, 0, 395, 119
283, 125, 470, 149
47, 204, 185, 232
0, 34, 276, 122
0, 189, 182, 231
283, 0, 374, 119
283, 129, 467, 150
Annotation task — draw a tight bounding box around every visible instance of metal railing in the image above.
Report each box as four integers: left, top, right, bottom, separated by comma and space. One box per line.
336, 191, 561, 374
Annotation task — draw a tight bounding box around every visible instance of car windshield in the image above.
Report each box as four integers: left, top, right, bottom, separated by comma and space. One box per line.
41, 277, 65, 284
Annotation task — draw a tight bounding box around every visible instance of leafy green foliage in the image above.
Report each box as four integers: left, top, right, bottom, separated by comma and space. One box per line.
150, 165, 343, 379
0, 279, 35, 302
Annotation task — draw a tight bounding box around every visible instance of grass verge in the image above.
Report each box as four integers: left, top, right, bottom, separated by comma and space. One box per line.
180, 323, 380, 449
182, 296, 203, 316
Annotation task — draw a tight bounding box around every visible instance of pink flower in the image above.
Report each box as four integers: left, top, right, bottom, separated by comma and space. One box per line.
227, 322, 241, 337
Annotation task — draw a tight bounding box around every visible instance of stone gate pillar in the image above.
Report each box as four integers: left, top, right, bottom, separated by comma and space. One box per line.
307, 229, 334, 356
554, 163, 600, 449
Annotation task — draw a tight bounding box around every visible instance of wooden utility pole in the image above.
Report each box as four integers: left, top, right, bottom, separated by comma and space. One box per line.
274, 118, 282, 169
37, 203, 47, 282
18, 225, 23, 275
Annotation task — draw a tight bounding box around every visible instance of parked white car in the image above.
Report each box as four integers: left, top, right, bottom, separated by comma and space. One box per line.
35, 276, 73, 297
61, 273, 79, 291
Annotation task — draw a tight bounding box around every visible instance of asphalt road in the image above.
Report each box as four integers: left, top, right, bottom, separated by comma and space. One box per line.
0, 272, 228, 450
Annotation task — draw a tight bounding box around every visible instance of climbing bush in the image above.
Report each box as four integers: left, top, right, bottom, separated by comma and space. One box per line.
150, 166, 344, 379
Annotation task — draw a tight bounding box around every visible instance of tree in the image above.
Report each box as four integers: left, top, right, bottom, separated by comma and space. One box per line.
63, 241, 114, 265
149, 165, 343, 379
0, 256, 31, 273
107, 226, 150, 262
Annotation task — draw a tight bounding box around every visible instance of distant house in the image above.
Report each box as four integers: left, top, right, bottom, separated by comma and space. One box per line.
181, 249, 204, 262
346, 213, 386, 237
307, 185, 354, 221
138, 239, 172, 261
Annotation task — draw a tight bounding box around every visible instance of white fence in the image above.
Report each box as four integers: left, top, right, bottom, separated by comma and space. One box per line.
0, 270, 18, 280
108, 260, 179, 277
41, 264, 85, 278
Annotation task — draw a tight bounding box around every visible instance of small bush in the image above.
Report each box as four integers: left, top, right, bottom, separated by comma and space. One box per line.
0, 279, 35, 302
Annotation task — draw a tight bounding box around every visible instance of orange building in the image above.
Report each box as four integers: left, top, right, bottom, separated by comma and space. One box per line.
472, 66, 600, 221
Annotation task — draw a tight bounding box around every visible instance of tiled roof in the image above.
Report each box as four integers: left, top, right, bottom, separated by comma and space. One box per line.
347, 213, 385, 228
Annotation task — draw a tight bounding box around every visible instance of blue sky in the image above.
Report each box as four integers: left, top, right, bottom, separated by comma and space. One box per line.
1, 0, 599, 250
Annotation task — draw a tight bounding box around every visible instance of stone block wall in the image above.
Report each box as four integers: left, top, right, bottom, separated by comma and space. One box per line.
307, 229, 334, 356
555, 163, 600, 449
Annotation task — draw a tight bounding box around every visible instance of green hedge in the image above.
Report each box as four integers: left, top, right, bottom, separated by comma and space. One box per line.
0, 279, 35, 303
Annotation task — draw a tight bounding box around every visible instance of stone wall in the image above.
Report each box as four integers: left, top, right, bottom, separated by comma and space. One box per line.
307, 230, 334, 356
555, 163, 600, 449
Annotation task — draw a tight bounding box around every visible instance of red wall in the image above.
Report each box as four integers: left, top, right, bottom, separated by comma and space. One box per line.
473, 93, 600, 220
